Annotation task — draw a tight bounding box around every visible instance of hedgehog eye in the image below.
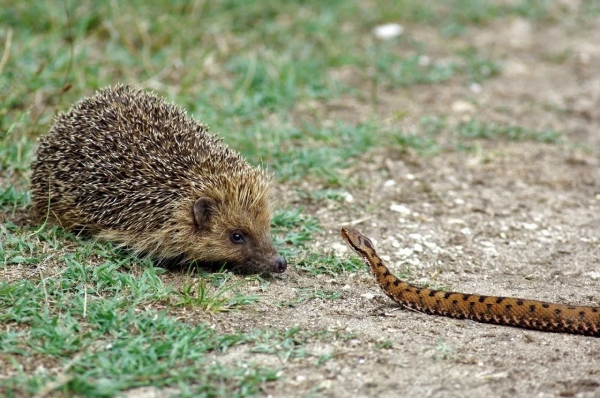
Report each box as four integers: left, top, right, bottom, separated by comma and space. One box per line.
230, 231, 245, 244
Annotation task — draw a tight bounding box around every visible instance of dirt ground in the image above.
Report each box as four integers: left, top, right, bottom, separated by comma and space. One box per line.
157, 15, 600, 398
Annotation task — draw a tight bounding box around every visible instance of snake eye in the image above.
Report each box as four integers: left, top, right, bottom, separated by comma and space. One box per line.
230, 231, 245, 244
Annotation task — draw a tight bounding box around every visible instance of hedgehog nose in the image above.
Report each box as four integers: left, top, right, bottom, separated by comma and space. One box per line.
274, 256, 287, 273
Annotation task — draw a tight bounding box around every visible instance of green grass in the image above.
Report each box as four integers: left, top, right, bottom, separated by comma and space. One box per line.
296, 252, 366, 277
455, 119, 562, 143
0, 186, 30, 212
272, 208, 322, 258
0, 0, 556, 187
0, 0, 576, 396
409, 115, 564, 153
1, 249, 276, 396
174, 271, 262, 312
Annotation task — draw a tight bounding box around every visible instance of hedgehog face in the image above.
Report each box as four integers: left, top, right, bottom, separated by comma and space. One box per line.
224, 228, 287, 274
190, 196, 287, 274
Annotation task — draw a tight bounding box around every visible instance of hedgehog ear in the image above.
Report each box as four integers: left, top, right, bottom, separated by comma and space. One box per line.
193, 197, 216, 229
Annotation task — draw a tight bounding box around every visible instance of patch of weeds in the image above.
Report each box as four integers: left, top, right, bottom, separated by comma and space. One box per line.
0, 186, 30, 211
420, 116, 448, 137
513, 0, 555, 20
1, 223, 75, 268
257, 121, 385, 184
296, 252, 365, 277
392, 132, 441, 156
375, 51, 456, 88
272, 208, 321, 259
431, 338, 455, 361
456, 119, 563, 143
175, 272, 261, 312
295, 188, 353, 213
225, 53, 344, 113
308, 188, 349, 202
247, 327, 345, 365
315, 353, 334, 366
374, 340, 394, 350
456, 47, 502, 84
0, 112, 38, 176
272, 208, 319, 231
413, 115, 565, 151
249, 327, 308, 362
441, 21, 468, 37
368, 116, 447, 156
311, 328, 358, 342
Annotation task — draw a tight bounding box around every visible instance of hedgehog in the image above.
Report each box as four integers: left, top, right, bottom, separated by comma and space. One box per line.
30, 84, 287, 274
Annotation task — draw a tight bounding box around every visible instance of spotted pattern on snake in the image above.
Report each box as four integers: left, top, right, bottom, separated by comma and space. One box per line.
341, 226, 600, 337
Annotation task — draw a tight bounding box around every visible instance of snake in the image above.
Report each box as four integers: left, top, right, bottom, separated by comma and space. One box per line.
341, 226, 600, 337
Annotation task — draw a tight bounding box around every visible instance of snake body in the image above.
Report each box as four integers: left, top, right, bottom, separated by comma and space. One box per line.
341, 226, 600, 337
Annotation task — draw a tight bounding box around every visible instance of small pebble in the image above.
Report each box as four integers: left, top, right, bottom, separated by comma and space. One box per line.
372, 23, 404, 39
390, 203, 411, 215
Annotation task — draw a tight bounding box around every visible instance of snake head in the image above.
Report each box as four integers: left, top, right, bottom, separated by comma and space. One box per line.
340, 226, 374, 253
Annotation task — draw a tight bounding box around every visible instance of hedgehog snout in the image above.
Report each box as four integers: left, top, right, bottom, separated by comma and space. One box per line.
273, 256, 287, 273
